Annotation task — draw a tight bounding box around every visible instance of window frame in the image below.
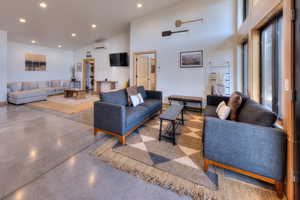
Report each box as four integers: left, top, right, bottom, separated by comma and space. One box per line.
259, 13, 283, 116
241, 41, 249, 96
242, 0, 249, 21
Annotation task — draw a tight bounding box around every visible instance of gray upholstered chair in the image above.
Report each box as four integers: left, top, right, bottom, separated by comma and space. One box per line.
203, 95, 287, 198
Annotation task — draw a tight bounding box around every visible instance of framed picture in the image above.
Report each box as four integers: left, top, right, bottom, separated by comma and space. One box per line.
25, 54, 46, 71
180, 50, 204, 68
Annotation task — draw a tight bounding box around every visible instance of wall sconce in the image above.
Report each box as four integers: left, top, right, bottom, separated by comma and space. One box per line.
175, 18, 204, 27
162, 29, 189, 37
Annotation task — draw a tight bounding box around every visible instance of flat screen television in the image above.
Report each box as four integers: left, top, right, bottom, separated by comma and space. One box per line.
109, 52, 129, 67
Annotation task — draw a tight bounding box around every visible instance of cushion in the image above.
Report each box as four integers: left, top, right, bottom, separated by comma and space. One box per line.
137, 86, 147, 99
204, 105, 218, 118
101, 89, 128, 106
22, 81, 39, 91
61, 80, 70, 88
228, 92, 242, 121
7, 82, 22, 92
8, 89, 47, 99
216, 101, 231, 120
238, 99, 277, 127
51, 80, 61, 87
126, 105, 149, 127
38, 81, 49, 89
130, 93, 144, 107
126, 86, 138, 106
141, 99, 162, 112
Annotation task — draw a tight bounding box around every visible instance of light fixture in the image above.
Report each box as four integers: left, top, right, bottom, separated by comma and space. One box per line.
58, 45, 62, 48
137, 3, 143, 8
91, 24, 97, 29
71, 33, 77, 37
39, 2, 47, 8
31, 40, 37, 44
19, 18, 26, 23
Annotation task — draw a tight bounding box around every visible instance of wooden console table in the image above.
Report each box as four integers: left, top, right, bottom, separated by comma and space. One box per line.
96, 81, 117, 94
168, 95, 203, 113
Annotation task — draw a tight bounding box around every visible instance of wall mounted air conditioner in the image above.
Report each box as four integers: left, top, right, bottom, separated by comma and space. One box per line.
94, 42, 107, 50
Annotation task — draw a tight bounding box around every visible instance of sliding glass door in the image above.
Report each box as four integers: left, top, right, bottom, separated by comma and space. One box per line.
260, 15, 283, 117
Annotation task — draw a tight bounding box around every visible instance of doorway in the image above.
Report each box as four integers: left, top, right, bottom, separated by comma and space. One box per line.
83, 58, 95, 92
133, 51, 157, 90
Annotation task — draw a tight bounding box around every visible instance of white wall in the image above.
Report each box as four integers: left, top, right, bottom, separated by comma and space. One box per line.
130, 0, 237, 101
0, 31, 7, 102
74, 32, 130, 90
7, 42, 74, 82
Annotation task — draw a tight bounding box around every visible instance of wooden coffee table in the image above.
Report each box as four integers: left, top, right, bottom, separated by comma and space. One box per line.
64, 89, 86, 100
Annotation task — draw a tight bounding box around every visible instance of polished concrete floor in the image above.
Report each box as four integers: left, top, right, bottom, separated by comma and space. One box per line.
0, 105, 190, 200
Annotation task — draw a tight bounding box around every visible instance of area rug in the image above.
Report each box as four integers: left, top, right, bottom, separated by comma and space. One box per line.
91, 111, 219, 200
29, 94, 99, 114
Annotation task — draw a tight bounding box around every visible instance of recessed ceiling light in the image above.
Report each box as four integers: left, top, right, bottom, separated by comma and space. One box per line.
137, 3, 143, 8
71, 33, 77, 37
19, 18, 26, 23
40, 2, 47, 8
91, 24, 97, 29
31, 40, 37, 44
58, 45, 62, 48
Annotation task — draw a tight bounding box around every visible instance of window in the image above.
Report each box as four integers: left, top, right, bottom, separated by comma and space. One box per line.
243, 0, 249, 21
242, 41, 248, 95
260, 15, 283, 117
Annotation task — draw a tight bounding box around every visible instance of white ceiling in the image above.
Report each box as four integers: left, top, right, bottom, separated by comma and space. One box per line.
0, 0, 182, 50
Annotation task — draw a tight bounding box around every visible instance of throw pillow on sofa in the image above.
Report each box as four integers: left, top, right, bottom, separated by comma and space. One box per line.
126, 86, 138, 106
216, 101, 231, 120
130, 93, 144, 107
228, 92, 243, 121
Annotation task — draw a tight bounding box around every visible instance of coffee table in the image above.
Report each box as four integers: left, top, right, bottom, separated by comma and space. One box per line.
168, 95, 203, 113
159, 105, 184, 145
64, 89, 86, 100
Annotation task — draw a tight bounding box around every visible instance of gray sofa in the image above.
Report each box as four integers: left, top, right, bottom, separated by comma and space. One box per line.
203, 95, 287, 198
94, 86, 162, 144
7, 80, 71, 104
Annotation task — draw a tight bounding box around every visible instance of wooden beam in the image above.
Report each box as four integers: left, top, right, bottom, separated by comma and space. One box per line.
283, 0, 295, 199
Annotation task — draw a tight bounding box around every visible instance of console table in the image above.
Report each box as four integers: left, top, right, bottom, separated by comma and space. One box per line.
96, 81, 117, 94
168, 95, 203, 113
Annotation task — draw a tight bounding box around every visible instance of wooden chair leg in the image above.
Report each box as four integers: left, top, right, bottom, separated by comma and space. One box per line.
275, 181, 284, 199
119, 136, 126, 145
203, 158, 209, 172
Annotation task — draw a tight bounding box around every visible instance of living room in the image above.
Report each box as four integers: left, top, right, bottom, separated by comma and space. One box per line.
0, 0, 298, 200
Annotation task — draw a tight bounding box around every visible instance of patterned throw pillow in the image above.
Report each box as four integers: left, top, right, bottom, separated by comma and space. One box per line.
130, 93, 144, 107
126, 86, 138, 106
228, 92, 243, 121
216, 101, 231, 120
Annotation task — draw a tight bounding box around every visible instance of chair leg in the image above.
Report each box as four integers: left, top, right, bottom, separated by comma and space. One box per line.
119, 136, 126, 145
275, 181, 284, 199
203, 158, 209, 172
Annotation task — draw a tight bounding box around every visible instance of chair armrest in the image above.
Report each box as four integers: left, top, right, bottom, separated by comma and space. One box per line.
206, 95, 230, 106
203, 117, 287, 181
94, 101, 126, 135
146, 90, 162, 101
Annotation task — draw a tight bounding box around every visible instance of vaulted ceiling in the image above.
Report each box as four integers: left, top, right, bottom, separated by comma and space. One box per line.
0, 0, 181, 50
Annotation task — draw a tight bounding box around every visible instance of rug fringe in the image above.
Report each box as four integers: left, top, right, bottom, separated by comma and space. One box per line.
91, 138, 217, 200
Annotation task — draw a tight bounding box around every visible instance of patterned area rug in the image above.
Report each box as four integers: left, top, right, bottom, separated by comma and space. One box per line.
113, 112, 217, 189
29, 94, 99, 114
92, 111, 218, 200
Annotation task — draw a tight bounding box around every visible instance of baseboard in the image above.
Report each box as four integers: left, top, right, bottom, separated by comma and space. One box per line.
0, 101, 7, 106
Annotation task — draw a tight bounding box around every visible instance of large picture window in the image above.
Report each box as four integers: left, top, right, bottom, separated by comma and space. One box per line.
260, 15, 283, 117
242, 41, 248, 95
